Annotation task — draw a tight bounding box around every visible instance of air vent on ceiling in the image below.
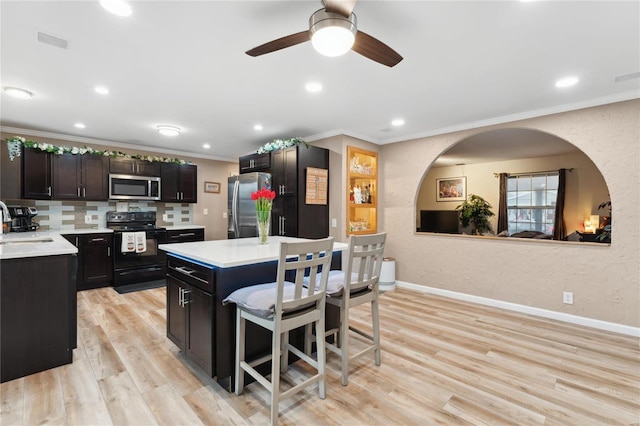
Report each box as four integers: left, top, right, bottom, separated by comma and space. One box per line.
379, 128, 393, 132
614, 72, 640, 83
37, 31, 68, 50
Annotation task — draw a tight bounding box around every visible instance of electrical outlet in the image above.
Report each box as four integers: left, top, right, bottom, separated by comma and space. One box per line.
203, 208, 208, 215
162, 213, 169, 222
331, 218, 337, 228
563, 291, 574, 304
84, 215, 91, 224
223, 211, 228, 219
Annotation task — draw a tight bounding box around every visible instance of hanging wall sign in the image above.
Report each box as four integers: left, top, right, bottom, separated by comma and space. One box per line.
305, 167, 328, 205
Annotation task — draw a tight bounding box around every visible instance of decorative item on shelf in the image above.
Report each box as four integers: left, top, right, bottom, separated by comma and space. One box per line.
256, 137, 308, 154
456, 194, 495, 235
251, 187, 276, 244
4, 135, 193, 164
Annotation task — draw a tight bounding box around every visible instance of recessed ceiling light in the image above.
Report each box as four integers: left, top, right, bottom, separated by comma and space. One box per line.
254, 124, 263, 131
4, 87, 34, 99
305, 82, 322, 93
94, 86, 109, 95
555, 76, 579, 88
203, 143, 211, 149
391, 118, 405, 127
156, 125, 181, 136
100, 0, 132, 16
74, 123, 86, 129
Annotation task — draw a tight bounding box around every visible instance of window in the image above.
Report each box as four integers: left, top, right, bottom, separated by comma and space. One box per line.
507, 172, 558, 234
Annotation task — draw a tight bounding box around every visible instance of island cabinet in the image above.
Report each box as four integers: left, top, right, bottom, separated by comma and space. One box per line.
63, 233, 113, 290
270, 145, 329, 239
239, 152, 270, 174
110, 157, 161, 176
52, 153, 109, 201
1, 253, 77, 383
160, 163, 198, 203
166, 255, 214, 376
22, 147, 52, 199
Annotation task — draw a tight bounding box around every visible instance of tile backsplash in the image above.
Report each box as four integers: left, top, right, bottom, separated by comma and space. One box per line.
3, 199, 193, 231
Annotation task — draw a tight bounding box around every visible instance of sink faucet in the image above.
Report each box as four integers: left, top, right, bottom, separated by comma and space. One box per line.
0, 201, 11, 224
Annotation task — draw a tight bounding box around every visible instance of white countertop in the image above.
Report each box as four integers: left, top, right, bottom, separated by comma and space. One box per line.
0, 231, 78, 260
164, 225, 205, 230
159, 236, 347, 268
58, 228, 114, 235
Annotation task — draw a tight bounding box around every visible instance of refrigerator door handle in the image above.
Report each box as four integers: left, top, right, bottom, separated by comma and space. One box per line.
232, 179, 240, 238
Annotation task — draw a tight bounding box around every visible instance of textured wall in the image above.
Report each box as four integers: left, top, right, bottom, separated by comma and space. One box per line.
380, 100, 640, 327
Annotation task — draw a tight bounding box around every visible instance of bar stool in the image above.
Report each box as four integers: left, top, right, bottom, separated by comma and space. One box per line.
223, 237, 334, 425
306, 233, 386, 386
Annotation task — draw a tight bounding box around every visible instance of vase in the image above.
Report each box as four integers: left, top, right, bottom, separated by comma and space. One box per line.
256, 210, 271, 244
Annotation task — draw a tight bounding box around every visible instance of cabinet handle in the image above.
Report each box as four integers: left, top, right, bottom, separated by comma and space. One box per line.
47, 186, 52, 196
83, 187, 86, 197
77, 187, 81, 197
182, 289, 191, 305
175, 266, 196, 275
75, 237, 79, 246
179, 287, 183, 306
107, 247, 111, 256
180, 192, 183, 200
91, 237, 105, 242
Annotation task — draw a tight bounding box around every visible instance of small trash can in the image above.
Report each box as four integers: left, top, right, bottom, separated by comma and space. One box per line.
379, 257, 396, 292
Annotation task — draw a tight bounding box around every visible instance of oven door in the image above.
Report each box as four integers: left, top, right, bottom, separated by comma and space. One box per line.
112, 229, 167, 286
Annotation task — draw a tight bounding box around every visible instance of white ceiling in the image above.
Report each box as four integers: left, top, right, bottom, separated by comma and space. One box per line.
1, 1, 638, 162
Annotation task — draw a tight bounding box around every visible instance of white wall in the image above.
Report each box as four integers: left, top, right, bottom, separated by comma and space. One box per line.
380, 100, 640, 327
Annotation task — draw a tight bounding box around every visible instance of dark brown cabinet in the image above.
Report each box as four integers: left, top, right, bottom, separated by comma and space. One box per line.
22, 148, 52, 199
110, 157, 161, 177
161, 163, 198, 203
239, 152, 270, 174
63, 233, 113, 290
52, 153, 109, 201
269, 145, 329, 239
1, 254, 77, 383
167, 228, 205, 243
166, 256, 213, 376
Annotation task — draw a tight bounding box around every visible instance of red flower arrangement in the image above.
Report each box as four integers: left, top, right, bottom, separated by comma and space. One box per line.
251, 188, 276, 214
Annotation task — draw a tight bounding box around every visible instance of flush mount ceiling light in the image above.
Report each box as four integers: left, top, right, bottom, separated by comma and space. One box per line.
305, 82, 323, 92
4, 87, 34, 99
99, 0, 132, 17
310, 10, 357, 57
156, 125, 181, 136
94, 86, 109, 95
555, 76, 579, 88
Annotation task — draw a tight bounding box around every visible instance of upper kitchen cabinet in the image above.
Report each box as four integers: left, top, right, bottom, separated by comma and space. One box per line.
110, 157, 161, 177
52, 153, 109, 201
270, 145, 329, 239
161, 163, 198, 203
239, 152, 270, 174
22, 148, 52, 199
347, 146, 378, 236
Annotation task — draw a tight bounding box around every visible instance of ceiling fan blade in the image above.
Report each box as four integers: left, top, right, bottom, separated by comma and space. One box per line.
246, 31, 310, 57
352, 30, 403, 67
323, 0, 357, 18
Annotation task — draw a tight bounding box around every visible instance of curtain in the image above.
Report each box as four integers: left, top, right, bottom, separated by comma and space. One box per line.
553, 168, 567, 240
497, 173, 508, 233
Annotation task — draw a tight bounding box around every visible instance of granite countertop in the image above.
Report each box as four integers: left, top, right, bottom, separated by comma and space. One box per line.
159, 236, 347, 268
164, 225, 205, 230
0, 231, 78, 260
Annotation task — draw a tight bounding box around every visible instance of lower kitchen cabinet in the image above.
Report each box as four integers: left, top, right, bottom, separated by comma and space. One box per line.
166, 227, 205, 243
63, 233, 113, 290
166, 256, 213, 376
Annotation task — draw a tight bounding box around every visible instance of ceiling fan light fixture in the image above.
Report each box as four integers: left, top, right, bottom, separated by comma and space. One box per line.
156, 125, 181, 136
310, 10, 357, 57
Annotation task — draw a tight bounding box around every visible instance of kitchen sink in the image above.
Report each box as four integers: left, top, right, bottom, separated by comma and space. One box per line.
0, 238, 54, 245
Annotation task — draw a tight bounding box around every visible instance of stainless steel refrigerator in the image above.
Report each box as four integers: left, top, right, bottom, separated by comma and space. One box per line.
228, 172, 272, 239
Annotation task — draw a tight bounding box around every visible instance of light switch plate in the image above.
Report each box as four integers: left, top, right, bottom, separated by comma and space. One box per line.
203, 208, 208, 215
84, 215, 92, 224
331, 218, 337, 228
223, 211, 228, 219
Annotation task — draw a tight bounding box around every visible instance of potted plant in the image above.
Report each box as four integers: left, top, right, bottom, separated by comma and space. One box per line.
456, 194, 495, 235
596, 200, 611, 243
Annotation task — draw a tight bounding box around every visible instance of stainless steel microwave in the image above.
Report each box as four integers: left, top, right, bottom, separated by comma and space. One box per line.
109, 174, 161, 201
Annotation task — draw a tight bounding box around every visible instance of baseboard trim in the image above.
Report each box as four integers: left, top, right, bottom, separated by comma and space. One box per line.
395, 281, 640, 338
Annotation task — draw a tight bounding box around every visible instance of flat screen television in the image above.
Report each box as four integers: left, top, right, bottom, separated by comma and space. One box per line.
420, 210, 459, 234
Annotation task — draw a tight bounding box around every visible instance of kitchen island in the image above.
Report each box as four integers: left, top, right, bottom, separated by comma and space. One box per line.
159, 236, 347, 390
0, 231, 78, 383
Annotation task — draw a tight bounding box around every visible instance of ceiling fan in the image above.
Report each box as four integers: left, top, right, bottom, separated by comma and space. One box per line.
245, 0, 403, 67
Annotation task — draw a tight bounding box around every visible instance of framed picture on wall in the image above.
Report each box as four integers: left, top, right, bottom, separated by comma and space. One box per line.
204, 181, 220, 194
436, 177, 466, 202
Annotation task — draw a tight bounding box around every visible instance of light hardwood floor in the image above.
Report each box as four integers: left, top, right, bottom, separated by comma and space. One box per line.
1, 286, 639, 425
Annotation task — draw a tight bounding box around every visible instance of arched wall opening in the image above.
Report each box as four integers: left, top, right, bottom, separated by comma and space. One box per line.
414, 128, 611, 241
